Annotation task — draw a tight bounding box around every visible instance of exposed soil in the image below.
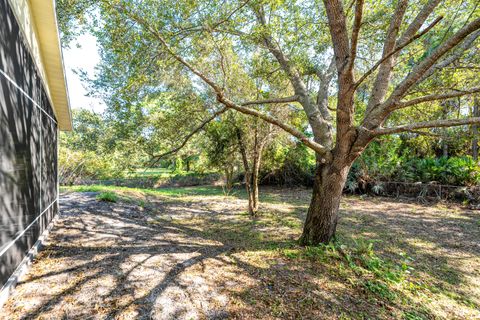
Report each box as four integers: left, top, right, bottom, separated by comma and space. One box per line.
2, 188, 479, 319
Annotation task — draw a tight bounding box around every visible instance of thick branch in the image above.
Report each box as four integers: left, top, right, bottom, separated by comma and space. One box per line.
323, 0, 356, 145
316, 57, 336, 120
253, 7, 301, 84
397, 87, 480, 109
324, 0, 351, 75
355, 16, 443, 89
418, 29, 480, 83
348, 0, 364, 72
386, 18, 480, 104
241, 95, 299, 106
365, 0, 408, 112
148, 107, 228, 167
217, 95, 331, 157
374, 117, 480, 135
398, 0, 442, 43
254, 6, 333, 147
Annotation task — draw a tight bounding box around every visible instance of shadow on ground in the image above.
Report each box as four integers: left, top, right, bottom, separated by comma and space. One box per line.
2, 189, 479, 319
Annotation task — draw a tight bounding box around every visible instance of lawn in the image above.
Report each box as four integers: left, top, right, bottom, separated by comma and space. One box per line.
3, 185, 479, 319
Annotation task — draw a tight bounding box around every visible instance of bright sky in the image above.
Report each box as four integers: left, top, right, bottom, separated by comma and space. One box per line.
63, 33, 106, 113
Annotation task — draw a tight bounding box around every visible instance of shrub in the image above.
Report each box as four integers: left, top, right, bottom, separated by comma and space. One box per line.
398, 156, 480, 186
59, 147, 125, 185
348, 153, 480, 192
260, 143, 316, 186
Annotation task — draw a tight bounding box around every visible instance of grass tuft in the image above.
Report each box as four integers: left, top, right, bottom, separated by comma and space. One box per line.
96, 191, 118, 202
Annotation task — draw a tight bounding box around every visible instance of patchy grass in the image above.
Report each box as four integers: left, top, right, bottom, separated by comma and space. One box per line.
4, 186, 480, 319
61, 184, 296, 205
62, 184, 225, 198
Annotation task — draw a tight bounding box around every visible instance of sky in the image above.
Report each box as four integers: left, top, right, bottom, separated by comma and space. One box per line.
63, 33, 106, 113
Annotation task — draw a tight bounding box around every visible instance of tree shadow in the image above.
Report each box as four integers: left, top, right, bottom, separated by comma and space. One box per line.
3, 191, 480, 319
337, 196, 480, 313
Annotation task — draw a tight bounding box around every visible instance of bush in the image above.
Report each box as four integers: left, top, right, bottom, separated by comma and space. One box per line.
399, 156, 480, 186
260, 143, 316, 186
348, 155, 480, 193
59, 147, 125, 185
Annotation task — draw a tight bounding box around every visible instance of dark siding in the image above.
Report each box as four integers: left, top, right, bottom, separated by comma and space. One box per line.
0, 0, 58, 288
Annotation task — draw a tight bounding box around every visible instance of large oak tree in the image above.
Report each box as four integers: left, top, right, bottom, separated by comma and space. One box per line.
59, 0, 480, 245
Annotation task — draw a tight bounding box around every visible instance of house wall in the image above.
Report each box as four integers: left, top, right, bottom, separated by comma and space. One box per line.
4, 0, 53, 114
0, 0, 59, 290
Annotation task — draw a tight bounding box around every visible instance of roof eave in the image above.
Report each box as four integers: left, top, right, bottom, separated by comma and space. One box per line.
30, 0, 72, 131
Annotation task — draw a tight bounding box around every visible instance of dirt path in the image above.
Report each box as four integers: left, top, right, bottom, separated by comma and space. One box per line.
2, 189, 479, 319
2, 192, 236, 319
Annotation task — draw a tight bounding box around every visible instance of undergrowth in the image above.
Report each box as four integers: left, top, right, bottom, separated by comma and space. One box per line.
281, 238, 414, 302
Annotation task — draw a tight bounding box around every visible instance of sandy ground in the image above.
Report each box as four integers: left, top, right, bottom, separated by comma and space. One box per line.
1, 189, 479, 319
2, 192, 239, 319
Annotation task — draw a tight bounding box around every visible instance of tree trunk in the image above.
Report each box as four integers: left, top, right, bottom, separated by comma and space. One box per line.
299, 161, 351, 245
473, 97, 479, 161
250, 154, 261, 215
236, 128, 259, 216
442, 141, 448, 158
246, 179, 257, 216
244, 147, 262, 216
240, 169, 258, 216
223, 165, 234, 195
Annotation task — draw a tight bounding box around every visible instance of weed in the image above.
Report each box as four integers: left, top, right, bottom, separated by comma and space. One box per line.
280, 238, 413, 302
364, 280, 397, 301
402, 310, 427, 320
353, 238, 376, 256
280, 248, 299, 259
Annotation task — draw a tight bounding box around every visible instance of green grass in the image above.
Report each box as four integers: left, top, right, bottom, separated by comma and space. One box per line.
61, 184, 306, 208
96, 191, 118, 202
61, 184, 226, 198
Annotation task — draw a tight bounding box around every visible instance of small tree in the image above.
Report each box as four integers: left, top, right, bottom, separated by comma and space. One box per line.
203, 118, 240, 195
234, 115, 284, 215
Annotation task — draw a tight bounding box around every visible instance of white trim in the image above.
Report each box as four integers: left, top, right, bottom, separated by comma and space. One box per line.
51, 0, 73, 128
29, 0, 72, 130
0, 199, 57, 258
40, 97, 43, 229
0, 68, 57, 124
